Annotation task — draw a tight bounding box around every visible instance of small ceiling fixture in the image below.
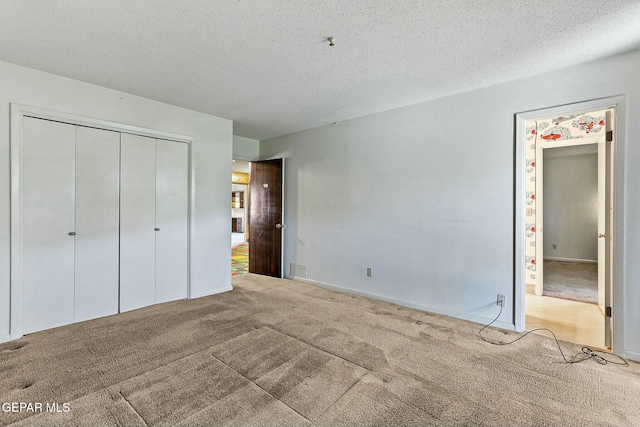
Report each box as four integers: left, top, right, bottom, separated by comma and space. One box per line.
327, 37, 335, 46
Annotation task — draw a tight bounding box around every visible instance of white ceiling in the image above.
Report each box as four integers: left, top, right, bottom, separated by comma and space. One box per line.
2, 1, 640, 140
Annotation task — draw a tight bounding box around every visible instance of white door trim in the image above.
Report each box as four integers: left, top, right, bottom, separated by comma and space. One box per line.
280, 158, 286, 278
10, 103, 195, 341
514, 96, 626, 355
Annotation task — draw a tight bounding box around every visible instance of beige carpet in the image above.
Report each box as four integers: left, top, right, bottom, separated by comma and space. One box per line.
543, 260, 598, 304
1, 273, 639, 427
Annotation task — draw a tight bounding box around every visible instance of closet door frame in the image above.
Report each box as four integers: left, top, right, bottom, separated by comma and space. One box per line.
10, 104, 194, 341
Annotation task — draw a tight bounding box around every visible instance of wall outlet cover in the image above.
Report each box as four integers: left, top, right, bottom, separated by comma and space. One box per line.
497, 294, 506, 307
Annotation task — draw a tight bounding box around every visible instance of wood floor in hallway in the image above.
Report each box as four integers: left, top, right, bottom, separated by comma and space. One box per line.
526, 285, 606, 350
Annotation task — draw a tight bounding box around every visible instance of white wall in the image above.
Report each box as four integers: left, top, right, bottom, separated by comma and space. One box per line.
233, 135, 260, 161
232, 160, 251, 174
260, 48, 640, 361
0, 60, 233, 341
543, 151, 598, 261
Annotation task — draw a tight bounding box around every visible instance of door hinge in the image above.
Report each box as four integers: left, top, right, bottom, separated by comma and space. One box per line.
606, 130, 613, 142
605, 306, 612, 317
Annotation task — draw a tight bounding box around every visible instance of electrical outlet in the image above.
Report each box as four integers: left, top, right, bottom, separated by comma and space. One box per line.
497, 294, 506, 307
366, 267, 372, 277
552, 243, 557, 249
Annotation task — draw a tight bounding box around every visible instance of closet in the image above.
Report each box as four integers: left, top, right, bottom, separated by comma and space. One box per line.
21, 117, 189, 334
120, 134, 189, 312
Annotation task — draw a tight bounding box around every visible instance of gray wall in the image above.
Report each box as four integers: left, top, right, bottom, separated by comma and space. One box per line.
0, 60, 233, 342
233, 135, 260, 161
260, 48, 640, 361
543, 150, 598, 261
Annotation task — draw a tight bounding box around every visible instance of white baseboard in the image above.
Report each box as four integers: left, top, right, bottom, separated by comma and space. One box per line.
0, 333, 10, 343
192, 285, 233, 299
543, 257, 597, 264
624, 350, 640, 363
286, 275, 515, 331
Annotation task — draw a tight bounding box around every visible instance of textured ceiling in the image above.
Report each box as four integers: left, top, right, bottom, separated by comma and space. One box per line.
1, 1, 640, 140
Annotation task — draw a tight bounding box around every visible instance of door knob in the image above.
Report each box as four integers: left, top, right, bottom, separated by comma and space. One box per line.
155, 228, 160, 231
68, 232, 76, 236
598, 233, 605, 238
275, 224, 286, 229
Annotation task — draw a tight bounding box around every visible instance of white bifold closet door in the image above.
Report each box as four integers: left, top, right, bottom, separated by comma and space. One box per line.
155, 140, 189, 303
120, 134, 188, 312
120, 134, 157, 312
22, 118, 120, 334
22, 118, 76, 334
74, 127, 120, 322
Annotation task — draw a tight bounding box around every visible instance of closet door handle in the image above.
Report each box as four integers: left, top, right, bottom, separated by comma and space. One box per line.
68, 232, 76, 236
155, 228, 160, 231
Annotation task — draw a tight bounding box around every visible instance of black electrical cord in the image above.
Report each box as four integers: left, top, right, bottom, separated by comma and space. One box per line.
479, 305, 628, 366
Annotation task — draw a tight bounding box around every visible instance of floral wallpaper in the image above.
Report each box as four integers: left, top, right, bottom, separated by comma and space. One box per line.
524, 109, 608, 284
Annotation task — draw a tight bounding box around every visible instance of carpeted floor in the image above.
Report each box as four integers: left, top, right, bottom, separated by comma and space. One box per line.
231, 243, 249, 276
1, 274, 639, 426
543, 260, 598, 304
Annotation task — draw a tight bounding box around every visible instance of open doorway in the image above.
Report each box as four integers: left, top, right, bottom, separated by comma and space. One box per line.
230, 158, 285, 278
522, 107, 614, 350
231, 160, 250, 276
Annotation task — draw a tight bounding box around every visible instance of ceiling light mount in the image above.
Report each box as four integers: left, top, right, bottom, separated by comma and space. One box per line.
327, 37, 335, 47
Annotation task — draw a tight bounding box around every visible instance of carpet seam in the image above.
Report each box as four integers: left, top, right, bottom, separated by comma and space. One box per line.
117, 390, 150, 427
84, 345, 223, 396
263, 325, 380, 374
209, 353, 312, 423
311, 372, 367, 422
80, 330, 110, 388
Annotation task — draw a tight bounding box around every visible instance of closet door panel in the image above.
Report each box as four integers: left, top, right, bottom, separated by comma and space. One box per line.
22, 117, 76, 334
74, 127, 120, 322
120, 134, 156, 312
155, 140, 189, 303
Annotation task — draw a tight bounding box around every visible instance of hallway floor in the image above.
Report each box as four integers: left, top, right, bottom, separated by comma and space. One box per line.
526, 284, 605, 350
231, 242, 249, 276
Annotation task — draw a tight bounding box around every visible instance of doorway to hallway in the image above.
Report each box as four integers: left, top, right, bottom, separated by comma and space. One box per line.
232, 160, 250, 276
517, 104, 616, 350
230, 158, 285, 278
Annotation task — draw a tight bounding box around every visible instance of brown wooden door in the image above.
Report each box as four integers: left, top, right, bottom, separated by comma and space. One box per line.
249, 159, 283, 277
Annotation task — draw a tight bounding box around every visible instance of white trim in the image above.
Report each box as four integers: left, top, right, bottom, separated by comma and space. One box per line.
12, 104, 194, 143
625, 350, 640, 363
515, 97, 623, 122
537, 135, 602, 149
543, 257, 597, 264
10, 103, 195, 342
10, 105, 25, 340
515, 96, 626, 357
286, 276, 515, 331
280, 158, 285, 278
514, 109, 527, 333
534, 140, 544, 296
192, 286, 233, 299
188, 141, 196, 299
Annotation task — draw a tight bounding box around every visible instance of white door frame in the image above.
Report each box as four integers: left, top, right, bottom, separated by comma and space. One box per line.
514, 96, 626, 354
10, 104, 194, 341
